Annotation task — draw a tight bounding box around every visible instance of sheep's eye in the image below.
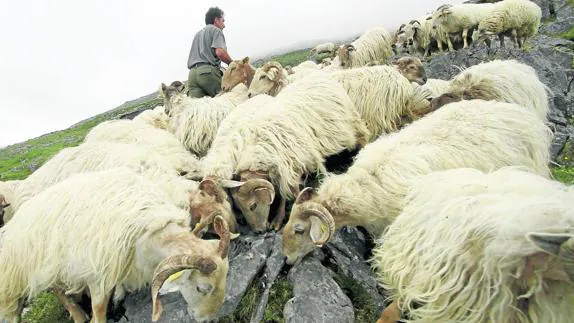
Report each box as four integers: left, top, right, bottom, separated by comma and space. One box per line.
259, 75, 266, 80
294, 227, 305, 235
249, 203, 257, 211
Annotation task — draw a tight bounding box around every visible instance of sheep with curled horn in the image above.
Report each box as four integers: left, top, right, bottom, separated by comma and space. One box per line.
221, 56, 256, 92
247, 61, 290, 98
282, 99, 552, 266
0, 168, 231, 323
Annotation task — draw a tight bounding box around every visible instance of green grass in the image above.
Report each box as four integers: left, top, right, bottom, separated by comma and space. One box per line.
333, 274, 378, 322
219, 276, 293, 323
21, 293, 73, 323
560, 26, 574, 41
552, 167, 574, 184
269, 49, 313, 67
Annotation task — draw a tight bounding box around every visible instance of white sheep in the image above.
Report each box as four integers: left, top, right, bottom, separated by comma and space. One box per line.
336, 26, 394, 68
196, 73, 369, 234
160, 81, 248, 157
0, 180, 20, 226
133, 105, 170, 130
402, 16, 434, 56
474, 0, 542, 49
281, 99, 552, 265
311, 42, 336, 55
0, 168, 231, 323
372, 166, 574, 323
83, 119, 202, 178
412, 78, 451, 99
11, 142, 199, 214
430, 59, 549, 121
431, 3, 495, 49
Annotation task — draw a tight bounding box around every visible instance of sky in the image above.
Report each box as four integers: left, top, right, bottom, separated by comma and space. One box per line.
0, 0, 464, 148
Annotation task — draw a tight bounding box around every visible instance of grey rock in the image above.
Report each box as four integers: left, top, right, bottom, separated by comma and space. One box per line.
284, 256, 354, 323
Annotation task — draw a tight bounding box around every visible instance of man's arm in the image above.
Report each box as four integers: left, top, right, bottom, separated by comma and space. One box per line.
215, 48, 232, 65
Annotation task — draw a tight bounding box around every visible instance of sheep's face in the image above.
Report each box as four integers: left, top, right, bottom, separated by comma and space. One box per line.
247, 62, 285, 98
160, 81, 186, 116
431, 6, 451, 30
189, 179, 237, 236
337, 45, 355, 68
430, 92, 463, 111
392, 56, 427, 85
222, 57, 251, 92
281, 188, 335, 266
229, 173, 275, 233
179, 254, 229, 322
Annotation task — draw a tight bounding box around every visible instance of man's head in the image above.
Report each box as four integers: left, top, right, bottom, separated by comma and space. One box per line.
205, 7, 225, 29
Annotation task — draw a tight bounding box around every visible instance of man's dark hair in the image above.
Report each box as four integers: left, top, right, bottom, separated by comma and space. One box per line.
205, 7, 224, 25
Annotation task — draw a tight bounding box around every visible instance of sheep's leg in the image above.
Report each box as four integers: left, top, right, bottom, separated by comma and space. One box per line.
446, 33, 454, 51
498, 34, 505, 48
272, 195, 287, 231
52, 288, 89, 323
462, 29, 469, 48
511, 30, 518, 48
377, 301, 401, 323
88, 284, 111, 323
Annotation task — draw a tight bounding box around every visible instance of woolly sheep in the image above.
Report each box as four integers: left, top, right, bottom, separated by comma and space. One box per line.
133, 105, 170, 130
372, 166, 574, 323
413, 78, 451, 99
402, 16, 434, 56
311, 42, 336, 55
431, 3, 495, 49
221, 57, 256, 92
0, 180, 20, 226
83, 119, 202, 178
281, 99, 552, 265
337, 26, 394, 68
474, 0, 542, 49
11, 142, 200, 212
195, 73, 369, 234
160, 81, 248, 156
0, 168, 231, 323
430, 59, 549, 121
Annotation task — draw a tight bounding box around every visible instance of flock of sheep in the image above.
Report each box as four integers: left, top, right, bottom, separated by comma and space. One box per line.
0, 0, 571, 322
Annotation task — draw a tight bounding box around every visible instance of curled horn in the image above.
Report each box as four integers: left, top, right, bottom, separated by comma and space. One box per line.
237, 179, 275, 205
191, 211, 221, 237
346, 44, 355, 51
151, 254, 217, 322
263, 61, 284, 81
213, 215, 230, 258
298, 203, 335, 246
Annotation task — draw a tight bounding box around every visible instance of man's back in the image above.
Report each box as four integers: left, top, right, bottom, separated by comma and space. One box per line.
187, 24, 226, 69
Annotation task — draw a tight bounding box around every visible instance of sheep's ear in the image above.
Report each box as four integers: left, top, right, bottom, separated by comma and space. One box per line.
220, 179, 245, 189
527, 232, 571, 257
295, 187, 315, 204
241, 56, 249, 64
1, 203, 10, 208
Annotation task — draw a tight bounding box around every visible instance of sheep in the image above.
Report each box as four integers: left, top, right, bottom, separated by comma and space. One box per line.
221, 56, 256, 92
413, 78, 451, 99
474, 0, 542, 49
327, 64, 430, 140
83, 119, 202, 178
391, 24, 408, 54
401, 16, 434, 56
11, 142, 203, 216
160, 81, 248, 157
372, 166, 574, 323
430, 59, 549, 121
311, 42, 336, 55
0, 180, 20, 226
281, 99, 552, 265
132, 105, 170, 130
0, 168, 231, 323
431, 3, 495, 49
196, 73, 369, 234
336, 26, 394, 68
